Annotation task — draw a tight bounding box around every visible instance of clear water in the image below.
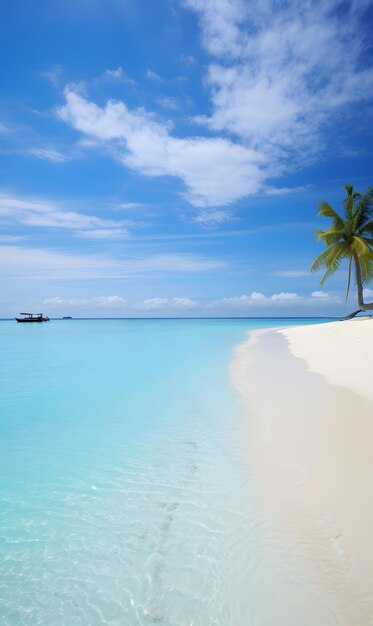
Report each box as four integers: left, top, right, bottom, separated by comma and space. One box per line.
0, 318, 337, 625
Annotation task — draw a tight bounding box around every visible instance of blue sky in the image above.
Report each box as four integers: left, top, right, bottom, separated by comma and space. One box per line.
1, 0, 372, 317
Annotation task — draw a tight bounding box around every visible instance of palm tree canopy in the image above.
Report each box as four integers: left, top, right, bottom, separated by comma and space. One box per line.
310, 186, 373, 300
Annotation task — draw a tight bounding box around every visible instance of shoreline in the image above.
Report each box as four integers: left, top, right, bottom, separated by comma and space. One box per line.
231, 319, 373, 623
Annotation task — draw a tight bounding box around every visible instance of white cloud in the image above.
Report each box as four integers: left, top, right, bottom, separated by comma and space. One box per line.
38, 65, 63, 87
0, 194, 129, 238
114, 202, 146, 210
28, 148, 73, 163
54, 2, 372, 215
172, 297, 197, 307
250, 291, 267, 302
44, 295, 127, 308
0, 245, 120, 280
216, 291, 299, 306
42, 295, 198, 313
43, 296, 64, 305
57, 89, 266, 207
85, 295, 126, 306
274, 270, 309, 278
364, 288, 373, 299
157, 96, 179, 110
211, 290, 345, 311
0, 245, 224, 280
193, 209, 234, 225
38, 289, 345, 315
186, 0, 373, 161
270, 292, 299, 302
76, 228, 129, 239
180, 54, 196, 65
0, 234, 27, 242
133, 254, 223, 273
103, 66, 124, 79
183, 0, 246, 58
146, 69, 162, 80
312, 290, 329, 298
101, 66, 136, 86
265, 186, 310, 196
135, 297, 197, 310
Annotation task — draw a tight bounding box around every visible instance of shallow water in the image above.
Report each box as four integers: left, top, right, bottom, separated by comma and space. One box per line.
0, 317, 338, 625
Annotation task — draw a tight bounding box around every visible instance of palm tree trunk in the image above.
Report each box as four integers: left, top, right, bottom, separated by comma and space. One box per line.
342, 309, 362, 320
345, 255, 352, 302
353, 253, 373, 311
353, 253, 365, 308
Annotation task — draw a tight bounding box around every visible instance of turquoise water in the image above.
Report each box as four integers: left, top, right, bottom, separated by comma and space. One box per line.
0, 318, 334, 625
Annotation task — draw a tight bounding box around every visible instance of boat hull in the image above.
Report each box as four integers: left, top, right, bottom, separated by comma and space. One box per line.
15, 318, 49, 323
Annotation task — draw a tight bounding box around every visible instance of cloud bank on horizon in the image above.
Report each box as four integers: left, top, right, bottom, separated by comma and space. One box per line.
0, 0, 372, 316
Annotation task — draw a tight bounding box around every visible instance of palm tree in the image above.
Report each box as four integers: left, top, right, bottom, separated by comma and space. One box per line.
310, 185, 373, 318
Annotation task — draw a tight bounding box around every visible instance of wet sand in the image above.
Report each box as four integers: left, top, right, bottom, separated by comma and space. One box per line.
231, 320, 373, 624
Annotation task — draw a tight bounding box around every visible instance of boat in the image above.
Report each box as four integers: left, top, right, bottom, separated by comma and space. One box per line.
15, 313, 50, 323
62, 316, 72, 319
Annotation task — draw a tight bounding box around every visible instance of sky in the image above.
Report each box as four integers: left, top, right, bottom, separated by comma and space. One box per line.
1, 0, 372, 317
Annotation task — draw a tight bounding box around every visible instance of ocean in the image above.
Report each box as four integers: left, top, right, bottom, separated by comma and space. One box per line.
0, 318, 336, 625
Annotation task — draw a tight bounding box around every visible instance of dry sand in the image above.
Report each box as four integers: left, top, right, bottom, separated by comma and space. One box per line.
281, 318, 373, 405
231, 318, 373, 624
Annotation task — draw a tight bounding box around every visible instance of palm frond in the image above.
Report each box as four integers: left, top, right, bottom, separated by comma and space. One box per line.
320, 264, 342, 285
316, 229, 344, 245
317, 201, 346, 231
359, 219, 373, 236
354, 188, 373, 230
310, 248, 333, 273
359, 236, 373, 247
343, 186, 355, 220
310, 241, 349, 278
312, 186, 373, 297
343, 184, 353, 196
352, 236, 373, 260
320, 243, 350, 284
359, 187, 373, 206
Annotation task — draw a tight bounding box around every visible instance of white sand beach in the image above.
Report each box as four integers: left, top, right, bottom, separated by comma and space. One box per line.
231, 318, 373, 624
282, 318, 373, 405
